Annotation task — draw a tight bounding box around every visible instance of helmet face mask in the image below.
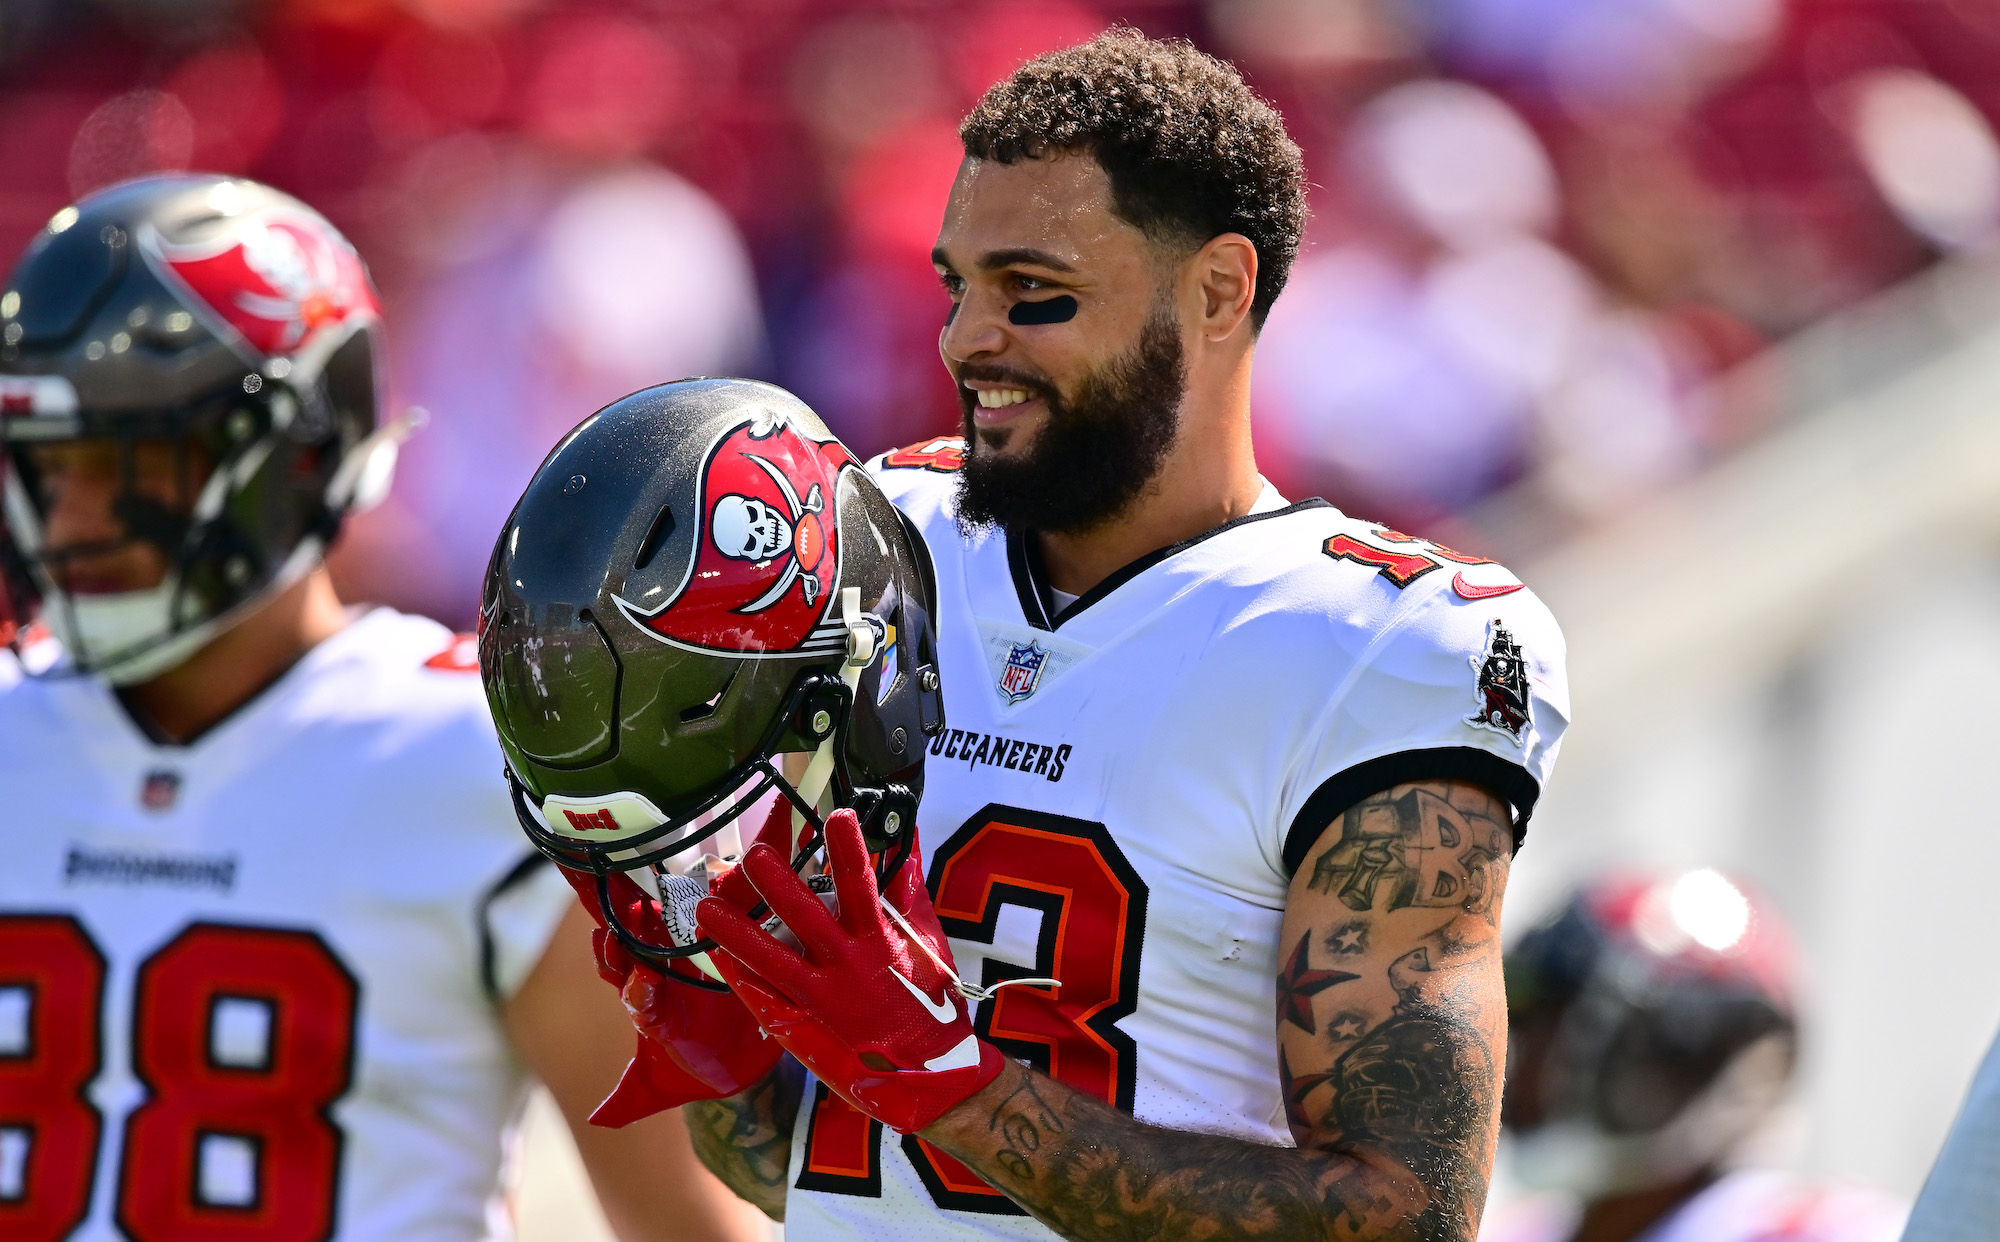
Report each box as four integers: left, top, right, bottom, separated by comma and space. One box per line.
481, 379, 944, 979
0, 175, 396, 683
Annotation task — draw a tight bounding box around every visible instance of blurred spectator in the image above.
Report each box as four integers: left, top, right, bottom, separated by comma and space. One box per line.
338, 152, 765, 625
1482, 871, 1908, 1242
1253, 79, 1703, 522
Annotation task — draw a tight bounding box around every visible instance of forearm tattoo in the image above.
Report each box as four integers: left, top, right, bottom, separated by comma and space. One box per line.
925, 780, 1512, 1242
682, 1056, 806, 1221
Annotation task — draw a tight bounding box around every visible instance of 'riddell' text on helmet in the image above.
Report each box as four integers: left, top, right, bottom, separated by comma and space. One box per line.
480, 379, 945, 978
0, 175, 414, 682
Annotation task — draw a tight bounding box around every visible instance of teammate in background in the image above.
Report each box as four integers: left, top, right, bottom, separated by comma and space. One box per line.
1482, 871, 1907, 1242
0, 176, 764, 1242
570, 32, 1568, 1240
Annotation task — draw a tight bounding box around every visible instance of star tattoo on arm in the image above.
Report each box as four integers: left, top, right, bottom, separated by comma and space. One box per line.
1276, 932, 1359, 1034
1278, 1043, 1335, 1132
1326, 920, 1369, 955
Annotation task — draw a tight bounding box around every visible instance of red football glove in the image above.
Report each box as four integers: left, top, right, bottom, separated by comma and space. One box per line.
561, 801, 802, 1127
697, 809, 1005, 1135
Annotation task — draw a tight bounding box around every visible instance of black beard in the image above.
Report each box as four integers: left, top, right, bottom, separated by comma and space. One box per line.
954, 308, 1186, 537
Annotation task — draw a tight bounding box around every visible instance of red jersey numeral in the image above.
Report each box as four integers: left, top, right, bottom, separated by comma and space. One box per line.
881, 438, 966, 473
1368, 528, 1492, 565
117, 924, 359, 1242
1322, 534, 1442, 588
0, 915, 106, 1242
792, 809, 1148, 1215
923, 809, 1149, 1213
790, 1082, 882, 1198
0, 918, 358, 1242
1322, 529, 1496, 589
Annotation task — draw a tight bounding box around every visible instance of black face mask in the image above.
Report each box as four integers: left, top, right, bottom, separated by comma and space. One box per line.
954, 303, 1187, 538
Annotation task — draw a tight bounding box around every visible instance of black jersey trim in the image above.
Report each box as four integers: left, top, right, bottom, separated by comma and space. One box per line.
1282, 746, 1540, 878
1006, 498, 1334, 631
477, 850, 554, 1003
1007, 526, 1056, 629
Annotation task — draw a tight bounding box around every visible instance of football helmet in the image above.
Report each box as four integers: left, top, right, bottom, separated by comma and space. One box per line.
1502, 870, 1798, 1197
480, 378, 945, 983
0, 174, 412, 682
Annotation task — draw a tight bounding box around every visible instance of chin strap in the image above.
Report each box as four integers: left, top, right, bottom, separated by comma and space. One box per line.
791, 587, 879, 837
673, 589, 884, 985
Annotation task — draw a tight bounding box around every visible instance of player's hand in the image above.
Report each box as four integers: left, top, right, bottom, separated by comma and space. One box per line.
560, 807, 795, 1126
697, 808, 1004, 1135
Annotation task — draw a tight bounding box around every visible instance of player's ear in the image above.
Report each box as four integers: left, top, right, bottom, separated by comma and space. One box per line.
1190, 233, 1257, 343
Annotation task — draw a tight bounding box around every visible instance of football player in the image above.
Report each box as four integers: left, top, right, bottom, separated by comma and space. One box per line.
505, 30, 1573, 1242
1484, 871, 1907, 1242
0, 176, 764, 1242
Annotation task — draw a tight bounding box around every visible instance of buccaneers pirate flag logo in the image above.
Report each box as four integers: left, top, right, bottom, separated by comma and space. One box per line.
143, 208, 380, 360
1468, 621, 1531, 740
615, 409, 857, 656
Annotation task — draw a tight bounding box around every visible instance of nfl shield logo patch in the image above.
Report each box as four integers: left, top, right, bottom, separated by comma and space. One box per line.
140, 769, 181, 812
999, 640, 1049, 704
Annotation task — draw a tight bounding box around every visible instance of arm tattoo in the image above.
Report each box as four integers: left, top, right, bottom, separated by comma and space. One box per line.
682, 1057, 805, 1221
920, 780, 1511, 1241
1306, 785, 1510, 922
1278, 932, 1360, 1034
935, 1039, 1489, 1242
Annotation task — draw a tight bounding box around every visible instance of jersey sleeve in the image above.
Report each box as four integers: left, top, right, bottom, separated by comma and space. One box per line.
475, 851, 575, 1002
1277, 579, 1570, 876
866, 438, 965, 519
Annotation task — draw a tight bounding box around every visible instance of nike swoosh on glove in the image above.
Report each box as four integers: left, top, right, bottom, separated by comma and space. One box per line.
697, 808, 1005, 1135
560, 803, 797, 1127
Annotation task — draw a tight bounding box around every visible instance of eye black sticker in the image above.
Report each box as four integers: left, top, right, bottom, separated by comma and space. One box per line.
1009, 295, 1077, 326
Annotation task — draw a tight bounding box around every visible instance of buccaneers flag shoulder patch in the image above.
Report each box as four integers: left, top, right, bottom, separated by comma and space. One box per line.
1467, 621, 1531, 740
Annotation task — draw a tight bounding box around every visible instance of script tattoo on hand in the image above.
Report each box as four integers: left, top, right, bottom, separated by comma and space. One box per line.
683, 1057, 805, 1221
1306, 785, 1510, 920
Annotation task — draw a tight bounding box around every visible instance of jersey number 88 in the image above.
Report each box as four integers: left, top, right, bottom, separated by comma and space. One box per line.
0, 915, 359, 1242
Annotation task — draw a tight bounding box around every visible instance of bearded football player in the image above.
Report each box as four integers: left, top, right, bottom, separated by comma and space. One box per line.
0, 176, 763, 1242
506, 30, 1570, 1242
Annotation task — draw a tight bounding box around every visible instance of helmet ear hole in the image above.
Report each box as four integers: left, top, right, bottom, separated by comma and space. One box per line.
634, 502, 676, 571
678, 664, 736, 724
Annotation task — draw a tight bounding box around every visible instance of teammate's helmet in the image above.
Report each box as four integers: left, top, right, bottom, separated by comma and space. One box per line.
480, 379, 945, 973
1502, 870, 1798, 1197
0, 174, 404, 683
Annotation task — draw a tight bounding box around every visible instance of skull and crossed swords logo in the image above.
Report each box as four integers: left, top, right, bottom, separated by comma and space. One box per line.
710, 456, 828, 610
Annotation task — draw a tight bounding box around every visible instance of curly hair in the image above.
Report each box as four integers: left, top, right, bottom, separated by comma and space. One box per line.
960, 29, 1306, 329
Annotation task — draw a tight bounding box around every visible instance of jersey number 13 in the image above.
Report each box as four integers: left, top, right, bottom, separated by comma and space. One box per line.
796, 806, 1148, 1215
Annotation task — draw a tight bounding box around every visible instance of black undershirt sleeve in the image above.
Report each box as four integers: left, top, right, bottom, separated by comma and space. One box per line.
1281, 746, 1541, 878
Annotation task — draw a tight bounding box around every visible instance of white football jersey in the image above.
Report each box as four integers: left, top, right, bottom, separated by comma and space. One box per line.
0, 608, 574, 1242
778, 442, 1570, 1238
1479, 1170, 1910, 1242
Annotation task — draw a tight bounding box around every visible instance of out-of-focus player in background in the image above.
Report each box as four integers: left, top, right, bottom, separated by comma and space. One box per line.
576, 31, 1568, 1240
0, 175, 764, 1242
1481, 872, 1907, 1242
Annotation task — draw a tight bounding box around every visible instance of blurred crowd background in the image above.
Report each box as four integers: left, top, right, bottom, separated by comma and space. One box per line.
10, 0, 2000, 1234
13, 0, 2000, 623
